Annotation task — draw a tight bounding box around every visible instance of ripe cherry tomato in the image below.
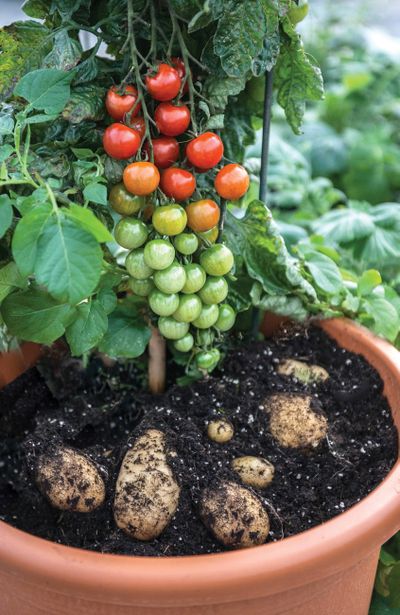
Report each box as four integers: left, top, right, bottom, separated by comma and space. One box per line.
114, 217, 148, 249
160, 167, 196, 201
154, 261, 186, 294
215, 304, 236, 331
171, 57, 189, 94
186, 132, 224, 169
129, 116, 145, 139
145, 63, 181, 102
182, 263, 206, 294
193, 303, 219, 329
196, 348, 220, 370
103, 124, 141, 160
125, 248, 153, 280
199, 276, 228, 305
200, 244, 234, 276
215, 164, 250, 200
109, 183, 145, 215
174, 333, 194, 353
144, 239, 175, 270
154, 103, 191, 137
198, 226, 219, 244
149, 289, 179, 317
123, 161, 160, 195
173, 294, 202, 323
145, 137, 180, 169
128, 277, 154, 297
158, 316, 189, 340
105, 84, 141, 120
186, 199, 220, 232
152, 204, 187, 236
174, 232, 199, 255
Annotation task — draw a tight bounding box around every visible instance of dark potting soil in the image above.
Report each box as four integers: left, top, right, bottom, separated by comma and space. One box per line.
0, 325, 397, 556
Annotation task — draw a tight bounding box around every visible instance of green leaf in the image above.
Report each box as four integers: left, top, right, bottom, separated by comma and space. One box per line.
223, 103, 254, 162
312, 208, 375, 244
0, 262, 27, 304
97, 288, 117, 314
52, 0, 84, 20
43, 29, 82, 71
98, 299, 151, 359
25, 113, 59, 124
1, 288, 70, 344
12, 202, 53, 276
362, 296, 400, 342
83, 182, 108, 205
370, 593, 400, 615
251, 282, 309, 320
203, 73, 246, 111
65, 300, 107, 355
64, 203, 114, 242
14, 68, 73, 115
23, 0, 51, 19
303, 250, 342, 295
62, 85, 105, 124
358, 270, 382, 297
0, 195, 13, 238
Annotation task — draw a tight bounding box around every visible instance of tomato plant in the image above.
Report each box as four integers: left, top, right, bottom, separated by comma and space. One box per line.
186, 133, 224, 170
186, 199, 220, 232
145, 137, 179, 169
154, 103, 191, 137
152, 204, 187, 236
160, 167, 196, 201
146, 63, 181, 101
215, 164, 250, 200
123, 161, 160, 195
103, 124, 141, 160
105, 85, 141, 120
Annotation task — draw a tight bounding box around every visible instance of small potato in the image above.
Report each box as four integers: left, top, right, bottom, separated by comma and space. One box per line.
278, 359, 329, 384
36, 446, 105, 513
199, 480, 270, 548
207, 419, 234, 443
266, 394, 328, 449
231, 456, 274, 489
114, 429, 180, 541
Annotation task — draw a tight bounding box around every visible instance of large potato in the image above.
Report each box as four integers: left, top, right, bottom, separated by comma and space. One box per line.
114, 429, 180, 541
36, 446, 106, 513
265, 393, 328, 449
199, 480, 270, 548
278, 359, 329, 384
231, 456, 274, 489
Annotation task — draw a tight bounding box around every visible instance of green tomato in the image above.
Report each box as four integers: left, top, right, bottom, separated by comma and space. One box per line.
152, 204, 187, 236
114, 217, 148, 249
125, 248, 153, 280
197, 328, 215, 346
149, 289, 179, 316
198, 276, 228, 305
288, 0, 309, 25
199, 244, 234, 276
173, 333, 194, 353
144, 239, 175, 270
109, 183, 145, 216
173, 294, 202, 323
158, 316, 189, 340
154, 261, 187, 294
215, 304, 236, 331
192, 303, 219, 329
182, 263, 206, 294
198, 226, 218, 245
128, 277, 154, 297
196, 348, 221, 371
174, 232, 199, 255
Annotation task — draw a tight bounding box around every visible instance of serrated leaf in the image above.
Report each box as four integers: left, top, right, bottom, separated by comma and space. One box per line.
23, 0, 51, 19
14, 68, 73, 115
0, 262, 27, 304
203, 74, 246, 111
12, 202, 53, 276
83, 182, 108, 205
312, 208, 375, 244
65, 300, 107, 355
64, 203, 113, 242
0, 195, 13, 238
62, 85, 105, 124
43, 29, 82, 71
98, 299, 151, 358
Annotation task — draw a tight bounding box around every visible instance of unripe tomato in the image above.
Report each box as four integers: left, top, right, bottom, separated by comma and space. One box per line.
129, 116, 145, 139
155, 103, 191, 137
215, 304, 236, 331
288, 0, 309, 25
198, 226, 219, 244
149, 289, 179, 316
105, 84, 141, 120
103, 124, 141, 160
215, 164, 250, 200
186, 132, 224, 169
182, 263, 206, 294
128, 277, 154, 297
145, 136, 179, 169
186, 199, 220, 232
174, 232, 199, 255
196, 347, 220, 370
173, 333, 194, 352
160, 167, 196, 201
123, 161, 160, 196
192, 303, 219, 329
173, 294, 202, 323
154, 261, 186, 294
146, 63, 181, 101
197, 328, 215, 346
200, 244, 234, 276
152, 204, 187, 236
109, 183, 145, 215
125, 248, 153, 279
114, 217, 148, 249
144, 239, 175, 270
171, 57, 189, 94
199, 276, 228, 305
158, 316, 189, 340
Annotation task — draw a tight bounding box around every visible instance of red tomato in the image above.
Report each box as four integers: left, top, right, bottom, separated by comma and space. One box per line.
154, 102, 191, 137
160, 167, 196, 201
215, 163, 250, 200
123, 161, 160, 195
171, 57, 189, 94
129, 116, 145, 139
103, 124, 141, 160
186, 132, 224, 169
105, 84, 141, 120
186, 199, 220, 232
145, 63, 181, 102
144, 137, 179, 169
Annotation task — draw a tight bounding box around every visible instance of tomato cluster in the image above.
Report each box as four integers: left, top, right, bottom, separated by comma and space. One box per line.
104, 59, 250, 371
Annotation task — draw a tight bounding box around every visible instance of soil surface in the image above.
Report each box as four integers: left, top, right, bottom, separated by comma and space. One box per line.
0, 325, 397, 556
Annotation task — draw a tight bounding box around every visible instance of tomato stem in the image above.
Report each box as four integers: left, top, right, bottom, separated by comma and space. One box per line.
216, 199, 227, 243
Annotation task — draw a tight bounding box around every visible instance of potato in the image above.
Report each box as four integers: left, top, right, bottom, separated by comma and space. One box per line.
207, 418, 234, 443
231, 456, 274, 489
113, 429, 180, 541
199, 480, 270, 548
278, 359, 329, 384
36, 446, 106, 513
266, 393, 328, 449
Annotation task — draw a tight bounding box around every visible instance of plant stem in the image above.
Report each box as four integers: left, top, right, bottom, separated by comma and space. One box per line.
148, 326, 166, 394
217, 198, 227, 243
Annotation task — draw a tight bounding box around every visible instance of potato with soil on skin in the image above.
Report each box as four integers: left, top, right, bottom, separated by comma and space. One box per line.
207, 418, 234, 443
277, 359, 329, 384
35, 446, 106, 513
231, 456, 275, 489
265, 393, 328, 449
199, 480, 270, 548
114, 429, 180, 541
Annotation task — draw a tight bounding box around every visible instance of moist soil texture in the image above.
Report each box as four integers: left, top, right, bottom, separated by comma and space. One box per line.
0, 325, 397, 556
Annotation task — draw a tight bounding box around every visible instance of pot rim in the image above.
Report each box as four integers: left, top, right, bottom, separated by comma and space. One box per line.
0, 318, 399, 606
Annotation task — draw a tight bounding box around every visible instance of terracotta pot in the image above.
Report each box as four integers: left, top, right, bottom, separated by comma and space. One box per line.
0, 319, 400, 615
